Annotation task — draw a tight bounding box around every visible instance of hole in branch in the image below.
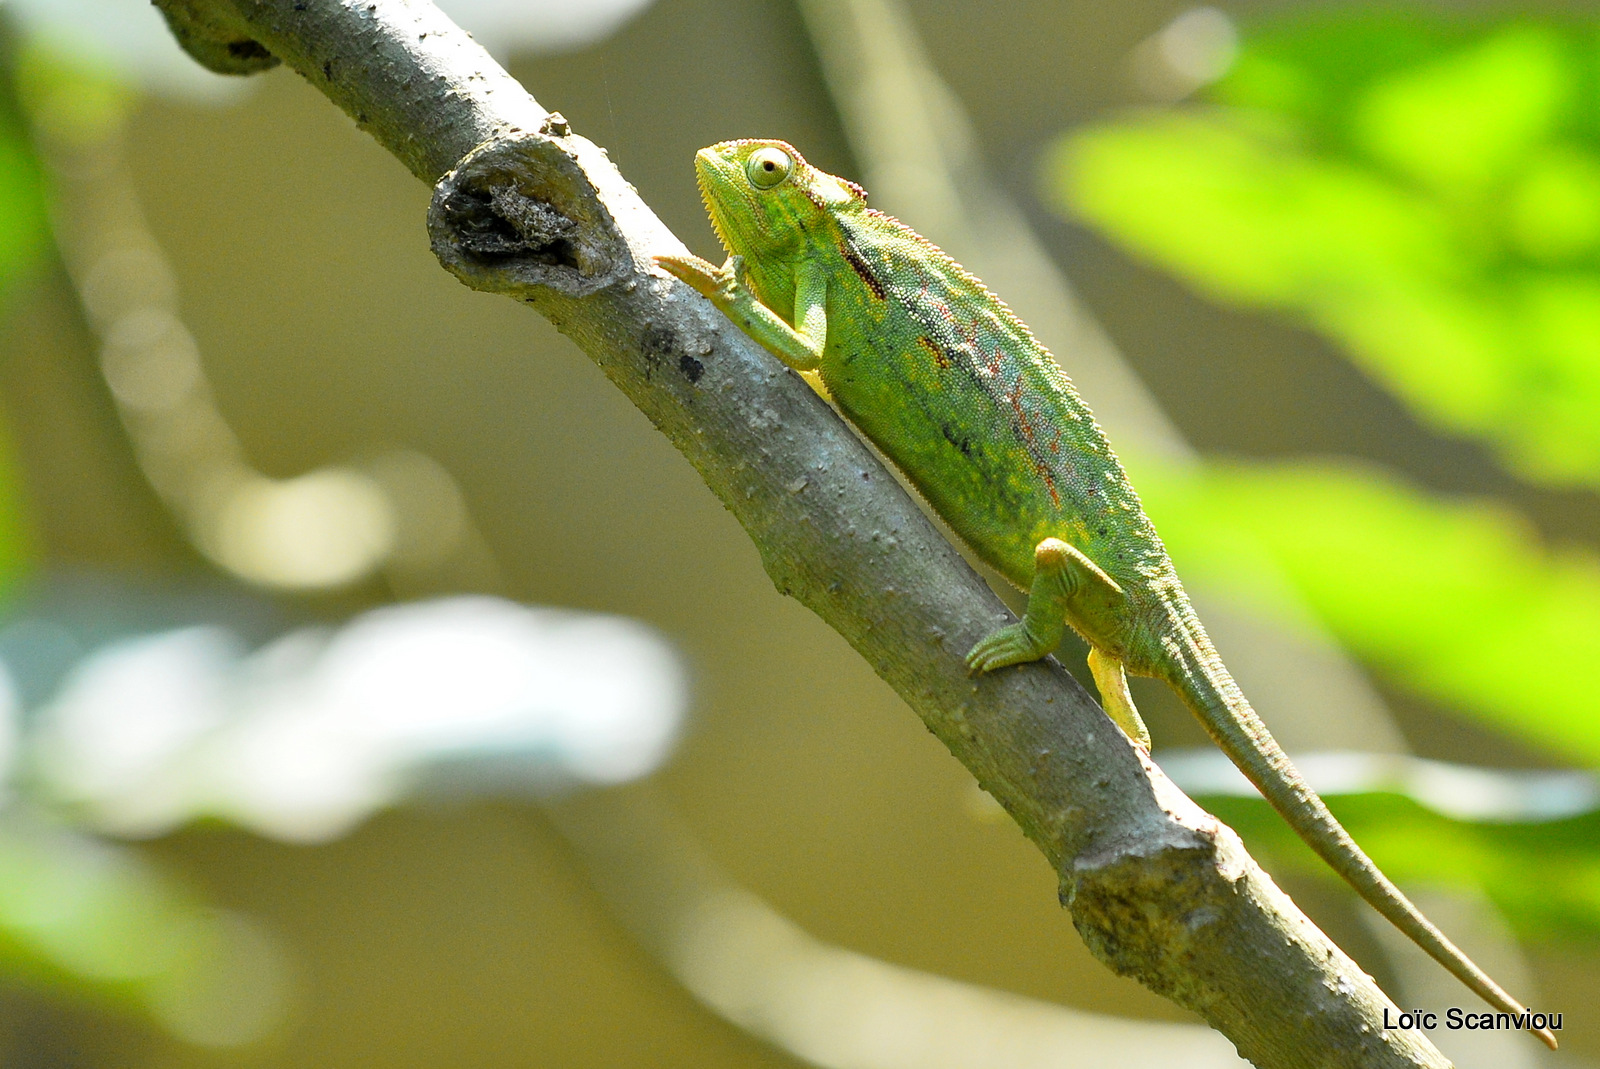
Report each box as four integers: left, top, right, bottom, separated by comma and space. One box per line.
440, 185, 581, 270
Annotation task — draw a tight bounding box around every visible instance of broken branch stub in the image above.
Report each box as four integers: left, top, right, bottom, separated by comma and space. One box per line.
428, 129, 630, 300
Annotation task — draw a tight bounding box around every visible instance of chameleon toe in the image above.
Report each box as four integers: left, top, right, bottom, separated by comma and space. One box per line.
966, 623, 1046, 673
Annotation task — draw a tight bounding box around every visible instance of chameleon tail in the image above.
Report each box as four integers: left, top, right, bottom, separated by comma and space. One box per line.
1163, 619, 1558, 1051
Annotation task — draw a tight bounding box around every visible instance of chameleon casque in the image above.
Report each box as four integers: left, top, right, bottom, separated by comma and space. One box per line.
657, 138, 1553, 1048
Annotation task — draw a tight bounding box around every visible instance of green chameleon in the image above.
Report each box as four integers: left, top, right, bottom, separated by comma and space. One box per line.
657, 138, 1553, 1048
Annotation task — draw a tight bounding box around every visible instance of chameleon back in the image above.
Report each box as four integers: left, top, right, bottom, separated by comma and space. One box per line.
821, 206, 1175, 605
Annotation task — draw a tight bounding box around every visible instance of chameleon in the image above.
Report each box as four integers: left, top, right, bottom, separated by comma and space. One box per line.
656, 138, 1554, 1049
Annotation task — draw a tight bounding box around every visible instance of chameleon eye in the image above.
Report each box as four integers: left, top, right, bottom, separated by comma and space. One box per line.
746, 146, 793, 189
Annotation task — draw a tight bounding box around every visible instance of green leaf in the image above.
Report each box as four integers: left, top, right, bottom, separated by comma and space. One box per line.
1048, 13, 1600, 487
1351, 25, 1572, 201
1505, 145, 1600, 261
0, 49, 47, 597
1200, 789, 1600, 945
0, 106, 46, 302
0, 811, 284, 1044
1051, 113, 1514, 434
1163, 750, 1600, 940
1055, 111, 1468, 305
1128, 455, 1600, 765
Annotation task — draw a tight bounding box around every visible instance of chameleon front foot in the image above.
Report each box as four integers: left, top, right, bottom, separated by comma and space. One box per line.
655, 251, 827, 371
654, 251, 743, 302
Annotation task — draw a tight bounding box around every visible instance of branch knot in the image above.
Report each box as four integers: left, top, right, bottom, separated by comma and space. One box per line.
428, 134, 628, 300
1067, 814, 1243, 994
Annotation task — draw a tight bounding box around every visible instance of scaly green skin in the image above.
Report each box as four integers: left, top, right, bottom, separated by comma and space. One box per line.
658, 139, 1553, 1048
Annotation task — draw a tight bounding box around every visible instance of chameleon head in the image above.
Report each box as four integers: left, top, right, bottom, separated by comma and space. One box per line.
694, 139, 866, 257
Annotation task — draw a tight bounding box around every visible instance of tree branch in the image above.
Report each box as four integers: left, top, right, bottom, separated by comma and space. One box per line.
149, 2, 1447, 1065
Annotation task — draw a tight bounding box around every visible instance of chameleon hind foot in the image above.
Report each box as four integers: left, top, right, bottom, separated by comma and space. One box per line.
967, 539, 1148, 749
1087, 647, 1150, 751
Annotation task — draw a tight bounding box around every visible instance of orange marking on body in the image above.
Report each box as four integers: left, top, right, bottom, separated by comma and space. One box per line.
917, 336, 951, 369
1038, 465, 1062, 509
1010, 387, 1036, 444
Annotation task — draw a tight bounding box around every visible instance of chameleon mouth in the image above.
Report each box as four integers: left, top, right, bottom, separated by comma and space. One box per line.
693, 148, 745, 258
700, 179, 732, 257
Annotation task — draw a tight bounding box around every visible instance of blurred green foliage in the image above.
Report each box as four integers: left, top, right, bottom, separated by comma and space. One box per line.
1131, 456, 1600, 765
1204, 789, 1600, 944
0, 32, 43, 593
0, 80, 46, 303
0, 40, 222, 1040
13, 40, 134, 152
1053, 13, 1600, 487
0, 814, 266, 1043
1048, 12, 1600, 767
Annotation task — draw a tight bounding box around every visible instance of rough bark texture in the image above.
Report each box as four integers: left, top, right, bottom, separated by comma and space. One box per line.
150, 2, 1451, 1065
